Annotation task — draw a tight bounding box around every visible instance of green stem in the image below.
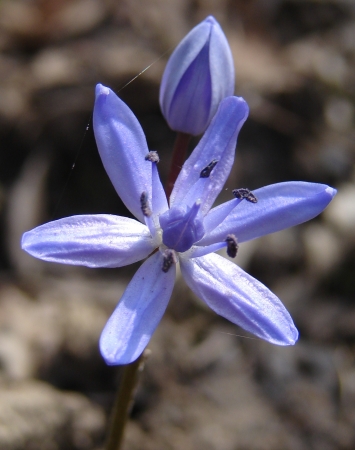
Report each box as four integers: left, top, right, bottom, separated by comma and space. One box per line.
104, 352, 148, 450
165, 132, 191, 199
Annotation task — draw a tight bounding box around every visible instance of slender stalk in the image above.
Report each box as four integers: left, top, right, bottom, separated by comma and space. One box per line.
104, 131, 191, 450
165, 132, 191, 199
104, 352, 148, 450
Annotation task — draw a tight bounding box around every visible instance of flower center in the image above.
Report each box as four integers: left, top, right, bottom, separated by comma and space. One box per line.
159, 202, 205, 253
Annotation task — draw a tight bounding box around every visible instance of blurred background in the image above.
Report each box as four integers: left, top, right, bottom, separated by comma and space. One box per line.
0, 0, 355, 449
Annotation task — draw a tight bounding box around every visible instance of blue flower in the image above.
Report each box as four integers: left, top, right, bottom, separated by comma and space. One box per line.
160, 16, 235, 135
22, 85, 336, 365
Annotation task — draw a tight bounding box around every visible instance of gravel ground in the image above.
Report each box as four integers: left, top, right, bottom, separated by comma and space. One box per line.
1, 1, 355, 449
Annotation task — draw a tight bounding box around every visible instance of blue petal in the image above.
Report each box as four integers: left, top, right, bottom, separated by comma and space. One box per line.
166, 39, 212, 135
21, 215, 156, 268
160, 16, 234, 135
160, 18, 210, 120
199, 182, 337, 246
180, 253, 298, 345
93, 84, 152, 223
170, 96, 249, 215
99, 252, 176, 365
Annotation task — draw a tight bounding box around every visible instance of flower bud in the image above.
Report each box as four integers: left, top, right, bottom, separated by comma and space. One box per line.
159, 16, 235, 136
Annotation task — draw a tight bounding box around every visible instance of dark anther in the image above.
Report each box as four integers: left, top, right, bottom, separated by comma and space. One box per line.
140, 192, 152, 217
162, 249, 177, 273
145, 151, 160, 163
232, 188, 258, 203
225, 234, 238, 258
200, 159, 218, 178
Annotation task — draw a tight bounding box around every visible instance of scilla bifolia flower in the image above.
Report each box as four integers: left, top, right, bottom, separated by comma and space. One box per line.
22, 85, 336, 365
160, 16, 234, 135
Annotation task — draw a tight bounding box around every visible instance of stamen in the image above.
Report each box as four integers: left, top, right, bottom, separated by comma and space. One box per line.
200, 159, 218, 178
140, 192, 152, 217
187, 242, 226, 258
162, 249, 177, 273
145, 151, 160, 163
203, 197, 242, 235
232, 188, 258, 203
225, 234, 238, 258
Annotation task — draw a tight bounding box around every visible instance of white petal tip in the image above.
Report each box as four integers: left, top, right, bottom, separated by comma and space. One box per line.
204, 16, 217, 25
326, 186, 337, 198
280, 328, 299, 346
99, 342, 140, 366
21, 233, 27, 250
99, 339, 121, 365
95, 83, 110, 98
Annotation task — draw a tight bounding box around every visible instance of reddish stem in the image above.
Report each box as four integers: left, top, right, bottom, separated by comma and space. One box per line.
165, 132, 191, 199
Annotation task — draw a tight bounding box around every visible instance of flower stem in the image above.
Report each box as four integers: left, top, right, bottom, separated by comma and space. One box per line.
104, 352, 148, 450
165, 132, 191, 199
104, 133, 190, 450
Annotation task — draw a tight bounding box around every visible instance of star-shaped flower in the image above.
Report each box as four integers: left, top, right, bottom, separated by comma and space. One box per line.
22, 85, 336, 365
